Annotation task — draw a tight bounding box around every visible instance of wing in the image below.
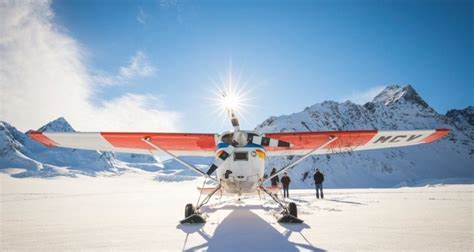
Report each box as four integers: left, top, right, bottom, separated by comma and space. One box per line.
263, 129, 449, 156
28, 131, 218, 156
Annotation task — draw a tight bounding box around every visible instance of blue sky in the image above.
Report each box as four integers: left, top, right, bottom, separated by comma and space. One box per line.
2, 0, 471, 132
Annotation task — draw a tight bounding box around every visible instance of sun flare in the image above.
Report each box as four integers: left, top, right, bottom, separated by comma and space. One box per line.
221, 91, 242, 111
207, 69, 255, 128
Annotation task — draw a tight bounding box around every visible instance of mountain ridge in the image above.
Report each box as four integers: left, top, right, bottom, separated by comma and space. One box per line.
256, 85, 472, 188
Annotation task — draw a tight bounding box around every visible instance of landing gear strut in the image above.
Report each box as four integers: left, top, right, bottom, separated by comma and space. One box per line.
180, 184, 222, 224
259, 186, 303, 223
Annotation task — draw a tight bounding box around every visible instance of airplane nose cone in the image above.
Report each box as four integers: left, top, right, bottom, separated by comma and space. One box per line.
232, 131, 248, 147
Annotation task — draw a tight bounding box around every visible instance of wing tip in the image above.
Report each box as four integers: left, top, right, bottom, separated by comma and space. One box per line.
422, 128, 450, 144
27, 131, 58, 147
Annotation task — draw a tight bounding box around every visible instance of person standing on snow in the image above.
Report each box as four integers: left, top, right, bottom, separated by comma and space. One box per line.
270, 168, 279, 187
314, 168, 325, 199
281, 172, 291, 198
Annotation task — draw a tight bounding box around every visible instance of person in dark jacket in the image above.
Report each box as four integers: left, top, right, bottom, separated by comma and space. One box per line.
314, 169, 324, 199
280, 172, 291, 198
270, 168, 279, 187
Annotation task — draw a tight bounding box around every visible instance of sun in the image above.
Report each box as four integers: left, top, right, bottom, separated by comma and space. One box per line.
207, 69, 255, 128
221, 90, 242, 112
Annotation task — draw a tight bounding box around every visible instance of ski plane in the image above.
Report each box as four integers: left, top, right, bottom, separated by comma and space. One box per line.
28, 93, 449, 224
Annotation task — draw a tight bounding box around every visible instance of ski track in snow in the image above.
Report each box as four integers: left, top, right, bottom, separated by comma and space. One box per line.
1, 173, 472, 251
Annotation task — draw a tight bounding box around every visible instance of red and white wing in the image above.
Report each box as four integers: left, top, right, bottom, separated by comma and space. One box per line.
28, 132, 218, 156
263, 129, 449, 156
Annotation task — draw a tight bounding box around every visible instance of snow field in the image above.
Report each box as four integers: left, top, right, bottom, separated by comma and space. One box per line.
1, 173, 472, 251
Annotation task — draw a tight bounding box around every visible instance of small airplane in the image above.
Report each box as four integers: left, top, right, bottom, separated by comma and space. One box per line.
28, 92, 449, 224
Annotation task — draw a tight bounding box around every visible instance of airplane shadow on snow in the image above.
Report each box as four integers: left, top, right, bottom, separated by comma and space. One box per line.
177, 204, 326, 251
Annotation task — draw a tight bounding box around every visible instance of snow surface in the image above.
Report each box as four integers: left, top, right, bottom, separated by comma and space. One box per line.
1, 172, 472, 251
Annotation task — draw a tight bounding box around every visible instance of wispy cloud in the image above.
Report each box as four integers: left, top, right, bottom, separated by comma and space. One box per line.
136, 7, 147, 25
94, 51, 157, 86
0, 1, 179, 132
119, 51, 155, 78
341, 86, 385, 104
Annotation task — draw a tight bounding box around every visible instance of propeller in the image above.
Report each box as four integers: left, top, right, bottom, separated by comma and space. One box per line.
206, 144, 235, 175
206, 92, 240, 176
221, 91, 240, 131
247, 134, 292, 148
206, 92, 292, 176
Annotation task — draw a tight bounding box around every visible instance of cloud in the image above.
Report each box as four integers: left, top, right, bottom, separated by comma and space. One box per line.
93, 50, 156, 86
0, 0, 180, 132
136, 7, 147, 25
341, 86, 386, 104
119, 51, 155, 78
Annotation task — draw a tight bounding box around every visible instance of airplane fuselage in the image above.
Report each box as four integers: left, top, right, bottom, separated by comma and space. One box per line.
214, 131, 267, 195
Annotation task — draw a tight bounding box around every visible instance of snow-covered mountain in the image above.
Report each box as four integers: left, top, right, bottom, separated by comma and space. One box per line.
446, 106, 474, 141
0, 117, 165, 177
257, 85, 473, 188
1, 118, 117, 177
0, 117, 210, 180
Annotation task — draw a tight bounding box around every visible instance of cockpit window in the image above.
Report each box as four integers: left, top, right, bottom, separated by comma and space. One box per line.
221, 133, 233, 144
220, 132, 261, 146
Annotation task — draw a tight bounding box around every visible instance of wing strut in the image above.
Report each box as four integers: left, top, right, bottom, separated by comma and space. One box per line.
141, 137, 218, 182
261, 136, 339, 186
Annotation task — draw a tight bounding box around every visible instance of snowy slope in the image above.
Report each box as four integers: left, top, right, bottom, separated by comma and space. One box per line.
0, 117, 204, 179
0, 118, 119, 177
446, 106, 474, 142
0, 118, 168, 177
257, 85, 473, 188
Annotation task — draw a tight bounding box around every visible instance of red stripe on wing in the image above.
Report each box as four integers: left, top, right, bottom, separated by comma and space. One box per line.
325, 130, 378, 149
264, 130, 378, 150
27, 131, 58, 147
422, 128, 449, 144
101, 132, 216, 151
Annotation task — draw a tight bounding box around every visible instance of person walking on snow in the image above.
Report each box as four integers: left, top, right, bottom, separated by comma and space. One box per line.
314, 168, 324, 199
281, 172, 291, 198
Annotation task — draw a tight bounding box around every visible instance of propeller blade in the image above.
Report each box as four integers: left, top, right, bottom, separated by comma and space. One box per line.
206, 145, 236, 175
221, 91, 240, 131
248, 135, 292, 148
230, 111, 240, 131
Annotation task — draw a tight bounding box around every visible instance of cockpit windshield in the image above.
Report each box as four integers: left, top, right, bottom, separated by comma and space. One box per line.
219, 132, 260, 147
221, 133, 233, 145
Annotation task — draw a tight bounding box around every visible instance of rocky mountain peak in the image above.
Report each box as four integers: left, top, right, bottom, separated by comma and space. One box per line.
255, 84, 472, 188
37, 117, 75, 132
371, 85, 429, 108
446, 106, 474, 126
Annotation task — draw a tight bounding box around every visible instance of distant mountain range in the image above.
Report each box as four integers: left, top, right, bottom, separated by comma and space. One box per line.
0, 117, 203, 180
1, 85, 472, 187
257, 85, 473, 188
